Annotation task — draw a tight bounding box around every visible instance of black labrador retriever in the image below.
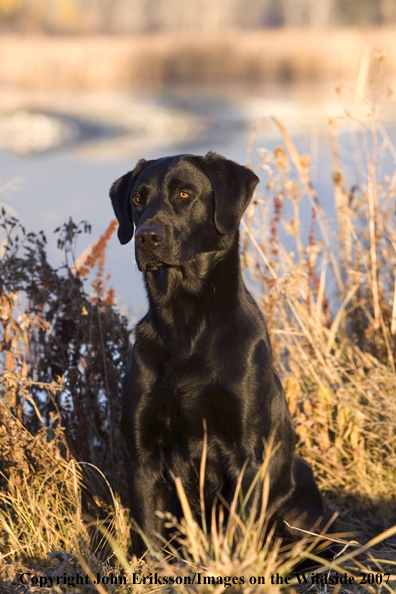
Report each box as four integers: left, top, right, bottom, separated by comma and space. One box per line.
110, 152, 329, 554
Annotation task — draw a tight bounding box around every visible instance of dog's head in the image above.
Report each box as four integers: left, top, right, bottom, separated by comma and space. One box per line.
110, 152, 259, 272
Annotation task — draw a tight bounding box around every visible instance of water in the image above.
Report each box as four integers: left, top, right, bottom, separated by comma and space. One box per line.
1, 86, 395, 318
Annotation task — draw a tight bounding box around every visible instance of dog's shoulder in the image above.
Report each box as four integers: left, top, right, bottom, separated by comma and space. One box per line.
133, 312, 166, 361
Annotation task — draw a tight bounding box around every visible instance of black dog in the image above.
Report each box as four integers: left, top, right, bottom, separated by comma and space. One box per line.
110, 152, 329, 554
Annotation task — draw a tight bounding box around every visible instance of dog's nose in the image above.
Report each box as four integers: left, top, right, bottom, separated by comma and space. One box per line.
135, 225, 165, 248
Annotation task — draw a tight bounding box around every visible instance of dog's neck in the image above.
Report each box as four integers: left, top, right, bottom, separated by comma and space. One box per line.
143, 237, 244, 351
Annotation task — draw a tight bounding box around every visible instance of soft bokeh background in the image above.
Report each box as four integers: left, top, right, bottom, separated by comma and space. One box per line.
1, 0, 395, 315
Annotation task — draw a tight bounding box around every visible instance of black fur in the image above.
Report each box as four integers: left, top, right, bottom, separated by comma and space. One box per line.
110, 152, 329, 554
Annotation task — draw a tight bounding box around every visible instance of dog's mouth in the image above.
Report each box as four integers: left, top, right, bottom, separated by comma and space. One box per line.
135, 244, 181, 272
144, 263, 159, 271
137, 256, 177, 272
137, 260, 159, 272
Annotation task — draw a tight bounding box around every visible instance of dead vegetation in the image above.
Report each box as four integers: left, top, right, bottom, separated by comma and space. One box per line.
1, 58, 396, 592
241, 54, 396, 542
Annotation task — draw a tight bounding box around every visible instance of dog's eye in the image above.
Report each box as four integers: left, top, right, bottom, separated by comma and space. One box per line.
134, 195, 143, 205
179, 191, 190, 199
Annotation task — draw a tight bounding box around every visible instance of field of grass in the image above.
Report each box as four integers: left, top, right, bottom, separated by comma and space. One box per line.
1, 59, 396, 592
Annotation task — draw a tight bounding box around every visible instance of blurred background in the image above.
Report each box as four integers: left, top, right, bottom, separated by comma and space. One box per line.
0, 0, 396, 314
0, 0, 395, 33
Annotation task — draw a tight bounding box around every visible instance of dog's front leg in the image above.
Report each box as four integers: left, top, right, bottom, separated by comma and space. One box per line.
128, 461, 169, 556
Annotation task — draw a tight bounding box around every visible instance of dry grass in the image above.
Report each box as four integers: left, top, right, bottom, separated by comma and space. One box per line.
1, 28, 396, 93
241, 52, 396, 570
1, 58, 396, 592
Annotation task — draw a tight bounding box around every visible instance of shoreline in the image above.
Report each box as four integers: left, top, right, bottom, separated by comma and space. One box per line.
1, 28, 396, 94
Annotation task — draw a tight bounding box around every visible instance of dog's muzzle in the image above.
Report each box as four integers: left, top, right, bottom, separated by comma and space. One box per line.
135, 224, 167, 271
135, 225, 165, 250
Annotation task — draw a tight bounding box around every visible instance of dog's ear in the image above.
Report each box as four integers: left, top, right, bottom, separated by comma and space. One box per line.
203, 152, 259, 235
109, 159, 146, 245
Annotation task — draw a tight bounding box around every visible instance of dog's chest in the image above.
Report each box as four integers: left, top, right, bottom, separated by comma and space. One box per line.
134, 376, 205, 463
134, 361, 245, 468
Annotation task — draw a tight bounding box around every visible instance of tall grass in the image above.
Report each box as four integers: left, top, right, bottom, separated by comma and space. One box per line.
242, 51, 396, 549
1, 58, 396, 592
